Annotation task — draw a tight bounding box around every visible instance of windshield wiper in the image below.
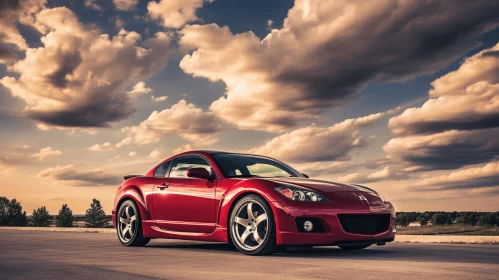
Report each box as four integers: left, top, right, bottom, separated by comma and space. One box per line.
228, 174, 260, 178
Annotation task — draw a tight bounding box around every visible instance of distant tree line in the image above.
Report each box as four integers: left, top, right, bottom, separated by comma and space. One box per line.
396, 211, 499, 227
0, 196, 109, 228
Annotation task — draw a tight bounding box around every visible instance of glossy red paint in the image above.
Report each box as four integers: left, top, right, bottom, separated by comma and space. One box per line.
113, 150, 396, 246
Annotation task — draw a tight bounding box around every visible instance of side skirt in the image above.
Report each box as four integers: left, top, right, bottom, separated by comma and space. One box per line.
142, 220, 228, 242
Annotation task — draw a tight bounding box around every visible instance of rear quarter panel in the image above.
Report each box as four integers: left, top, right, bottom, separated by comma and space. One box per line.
112, 177, 158, 227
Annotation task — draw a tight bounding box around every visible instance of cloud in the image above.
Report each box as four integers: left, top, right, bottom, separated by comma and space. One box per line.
384, 128, 499, 171
127, 82, 153, 97
248, 112, 386, 163
389, 45, 499, 136
115, 16, 125, 29
338, 167, 407, 184
151, 95, 168, 102
413, 161, 499, 191
386, 43, 499, 171
88, 142, 116, 152
293, 161, 356, 177
30, 147, 63, 160
0, 0, 46, 64
266, 19, 273, 30
0, 7, 175, 128
36, 123, 98, 135
129, 151, 137, 157
113, 0, 138, 11
121, 99, 223, 146
179, 0, 499, 131
172, 144, 193, 154
148, 147, 164, 159
148, 0, 213, 29
37, 165, 121, 186
84, 0, 103, 11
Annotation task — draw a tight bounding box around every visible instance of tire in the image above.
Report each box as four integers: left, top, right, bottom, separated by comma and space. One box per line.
229, 195, 277, 255
339, 244, 371, 250
117, 200, 150, 246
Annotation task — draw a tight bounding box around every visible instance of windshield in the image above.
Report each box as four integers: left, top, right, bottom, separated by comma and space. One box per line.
212, 153, 303, 178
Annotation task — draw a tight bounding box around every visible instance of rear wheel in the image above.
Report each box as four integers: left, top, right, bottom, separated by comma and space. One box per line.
339, 244, 371, 250
117, 200, 150, 246
229, 195, 277, 255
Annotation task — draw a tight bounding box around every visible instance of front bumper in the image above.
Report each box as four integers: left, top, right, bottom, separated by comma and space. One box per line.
271, 200, 396, 246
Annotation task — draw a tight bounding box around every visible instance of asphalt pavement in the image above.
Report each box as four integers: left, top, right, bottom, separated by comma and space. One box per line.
0, 230, 498, 280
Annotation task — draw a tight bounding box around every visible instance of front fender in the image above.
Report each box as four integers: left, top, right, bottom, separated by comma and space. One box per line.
218, 179, 284, 237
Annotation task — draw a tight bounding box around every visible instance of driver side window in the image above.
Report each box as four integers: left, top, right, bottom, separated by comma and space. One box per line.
169, 156, 211, 178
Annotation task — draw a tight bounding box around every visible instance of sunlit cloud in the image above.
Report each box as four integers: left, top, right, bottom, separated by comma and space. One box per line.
148, 0, 214, 29
413, 161, 499, 191
30, 147, 63, 160
1, 7, 175, 128
179, 0, 499, 131
248, 111, 390, 163
386, 43, 499, 171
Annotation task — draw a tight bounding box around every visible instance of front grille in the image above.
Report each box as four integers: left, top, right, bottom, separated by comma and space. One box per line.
337, 214, 391, 235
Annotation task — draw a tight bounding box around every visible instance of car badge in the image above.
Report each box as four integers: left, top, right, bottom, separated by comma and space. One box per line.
358, 195, 367, 201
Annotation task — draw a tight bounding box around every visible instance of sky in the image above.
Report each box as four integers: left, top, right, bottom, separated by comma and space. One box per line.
1, 0, 499, 214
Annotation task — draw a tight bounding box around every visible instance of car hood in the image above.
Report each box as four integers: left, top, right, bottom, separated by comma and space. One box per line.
266, 177, 376, 194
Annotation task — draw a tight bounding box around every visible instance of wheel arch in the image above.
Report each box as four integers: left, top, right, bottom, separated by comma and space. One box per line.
221, 189, 281, 243
115, 185, 152, 222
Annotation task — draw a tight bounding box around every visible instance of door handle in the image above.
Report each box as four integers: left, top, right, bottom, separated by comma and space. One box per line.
158, 182, 168, 190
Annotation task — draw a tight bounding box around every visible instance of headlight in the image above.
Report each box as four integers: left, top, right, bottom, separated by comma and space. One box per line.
275, 186, 330, 202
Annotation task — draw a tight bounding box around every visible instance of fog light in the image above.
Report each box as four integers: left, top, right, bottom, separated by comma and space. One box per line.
303, 220, 313, 232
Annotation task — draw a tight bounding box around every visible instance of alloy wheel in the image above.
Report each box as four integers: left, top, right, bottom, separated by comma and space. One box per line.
118, 204, 137, 243
232, 201, 268, 250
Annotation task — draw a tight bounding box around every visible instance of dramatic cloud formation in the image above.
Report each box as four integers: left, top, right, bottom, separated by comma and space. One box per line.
1, 7, 174, 128
38, 165, 121, 186
414, 161, 499, 191
389, 45, 499, 136
30, 147, 63, 160
179, 0, 499, 131
0, 0, 46, 63
148, 0, 213, 28
384, 128, 499, 171
248, 112, 385, 163
386, 44, 499, 171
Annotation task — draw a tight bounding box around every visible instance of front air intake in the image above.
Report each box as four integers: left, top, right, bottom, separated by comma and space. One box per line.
337, 214, 391, 235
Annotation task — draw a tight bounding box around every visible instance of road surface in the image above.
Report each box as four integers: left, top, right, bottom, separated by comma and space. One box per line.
0, 230, 498, 280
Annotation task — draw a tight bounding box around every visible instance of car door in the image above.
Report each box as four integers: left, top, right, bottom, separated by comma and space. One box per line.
152, 155, 217, 234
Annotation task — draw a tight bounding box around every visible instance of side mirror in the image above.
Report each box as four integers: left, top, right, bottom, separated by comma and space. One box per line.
302, 173, 309, 178
187, 167, 212, 180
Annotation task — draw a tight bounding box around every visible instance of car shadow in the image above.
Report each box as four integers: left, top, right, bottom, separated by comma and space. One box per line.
146, 241, 396, 257
144, 241, 498, 264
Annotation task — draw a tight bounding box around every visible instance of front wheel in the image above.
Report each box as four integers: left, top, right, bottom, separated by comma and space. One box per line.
229, 195, 277, 255
117, 200, 150, 246
339, 244, 371, 250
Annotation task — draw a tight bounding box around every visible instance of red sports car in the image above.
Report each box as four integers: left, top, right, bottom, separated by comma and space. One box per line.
112, 150, 395, 255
